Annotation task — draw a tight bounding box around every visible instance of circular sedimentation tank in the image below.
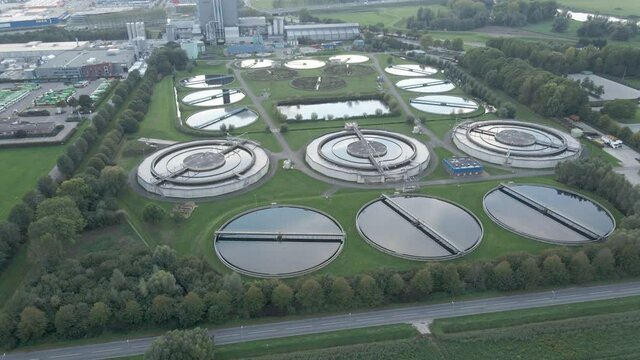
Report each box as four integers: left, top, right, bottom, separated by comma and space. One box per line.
357, 195, 483, 260
396, 78, 455, 94
238, 59, 274, 69
180, 74, 234, 89
384, 64, 437, 77
284, 59, 326, 70
329, 54, 370, 64
410, 95, 479, 115
214, 205, 345, 278
182, 89, 245, 107
452, 120, 581, 168
137, 139, 269, 198
483, 184, 615, 245
185, 107, 259, 131
305, 127, 430, 183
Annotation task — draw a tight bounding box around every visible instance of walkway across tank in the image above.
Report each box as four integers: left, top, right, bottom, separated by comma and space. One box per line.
180, 74, 234, 89
136, 139, 269, 198
452, 120, 581, 168
185, 107, 259, 131
410, 95, 479, 115
396, 78, 456, 93
357, 194, 483, 260
214, 205, 345, 278
305, 123, 430, 183
238, 59, 274, 69
483, 183, 615, 245
384, 64, 437, 77
182, 89, 245, 107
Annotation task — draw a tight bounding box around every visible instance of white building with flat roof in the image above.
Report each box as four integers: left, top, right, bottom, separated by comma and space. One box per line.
0, 41, 89, 59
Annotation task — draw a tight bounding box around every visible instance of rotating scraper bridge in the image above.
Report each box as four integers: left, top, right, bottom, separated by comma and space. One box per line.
491, 183, 604, 242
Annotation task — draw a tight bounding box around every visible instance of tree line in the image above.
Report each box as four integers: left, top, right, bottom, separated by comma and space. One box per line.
462, 46, 587, 117
0, 28, 130, 44
486, 37, 640, 78
0, 42, 190, 280
406, 0, 557, 32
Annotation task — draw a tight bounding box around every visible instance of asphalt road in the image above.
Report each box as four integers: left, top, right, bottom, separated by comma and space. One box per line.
5, 281, 640, 360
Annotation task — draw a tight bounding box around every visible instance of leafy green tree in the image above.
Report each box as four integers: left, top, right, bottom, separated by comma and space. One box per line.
151, 295, 174, 324
271, 283, 293, 311
244, 285, 265, 317
514, 257, 540, 289
123, 300, 143, 327
55, 303, 88, 339
593, 248, 616, 279
602, 99, 637, 120
78, 94, 93, 110
88, 302, 111, 333
296, 278, 324, 311
441, 265, 464, 295
356, 275, 382, 306
18, 307, 47, 343
386, 273, 405, 298
8, 202, 33, 233
0, 311, 16, 348
542, 254, 569, 285
57, 154, 76, 175
144, 328, 214, 360
569, 251, 594, 284
57, 177, 90, 208
328, 276, 354, 308
143, 203, 167, 223
208, 290, 232, 324
147, 270, 180, 297
100, 166, 128, 196
178, 292, 204, 327
37, 176, 57, 198
410, 268, 433, 298
492, 260, 515, 291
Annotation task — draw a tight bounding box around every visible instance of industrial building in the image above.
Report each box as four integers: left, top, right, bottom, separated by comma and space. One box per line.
285, 23, 360, 42
35, 49, 136, 81
0, 41, 89, 59
0, 120, 56, 138
166, 19, 201, 41
198, 0, 238, 42
0, 8, 67, 31
443, 157, 483, 177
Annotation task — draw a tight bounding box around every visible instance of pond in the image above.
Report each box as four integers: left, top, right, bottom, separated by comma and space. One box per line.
277, 99, 390, 121
410, 95, 479, 115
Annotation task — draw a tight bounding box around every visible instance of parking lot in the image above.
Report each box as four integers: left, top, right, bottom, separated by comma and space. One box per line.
0, 79, 105, 146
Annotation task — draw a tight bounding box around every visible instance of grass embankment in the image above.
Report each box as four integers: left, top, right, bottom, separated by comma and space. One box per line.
556, 0, 640, 17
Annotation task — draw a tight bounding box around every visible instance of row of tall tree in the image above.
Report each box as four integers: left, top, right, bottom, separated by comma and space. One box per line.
487, 38, 640, 77
3, 219, 640, 348
462, 47, 587, 117
406, 0, 557, 32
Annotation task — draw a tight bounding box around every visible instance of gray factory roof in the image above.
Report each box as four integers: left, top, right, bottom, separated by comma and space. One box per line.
0, 41, 89, 53
237, 16, 267, 27
39, 49, 135, 69
285, 23, 360, 30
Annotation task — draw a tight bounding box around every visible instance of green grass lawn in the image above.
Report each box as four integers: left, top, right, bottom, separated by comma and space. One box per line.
0, 146, 66, 219
556, 0, 640, 17
313, 5, 446, 30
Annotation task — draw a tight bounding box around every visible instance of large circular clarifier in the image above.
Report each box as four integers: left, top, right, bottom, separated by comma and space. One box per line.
285, 59, 326, 70
410, 95, 479, 115
453, 120, 581, 168
357, 195, 483, 260
305, 127, 430, 183
185, 107, 258, 131
329, 54, 369, 64
239, 59, 274, 69
182, 89, 245, 107
385, 64, 437, 77
396, 78, 455, 93
180, 74, 234, 89
484, 184, 615, 245
137, 139, 269, 198
214, 205, 345, 278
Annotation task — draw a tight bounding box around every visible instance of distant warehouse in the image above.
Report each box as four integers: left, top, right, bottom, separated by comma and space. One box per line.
0, 8, 67, 31
285, 23, 360, 42
35, 49, 136, 81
